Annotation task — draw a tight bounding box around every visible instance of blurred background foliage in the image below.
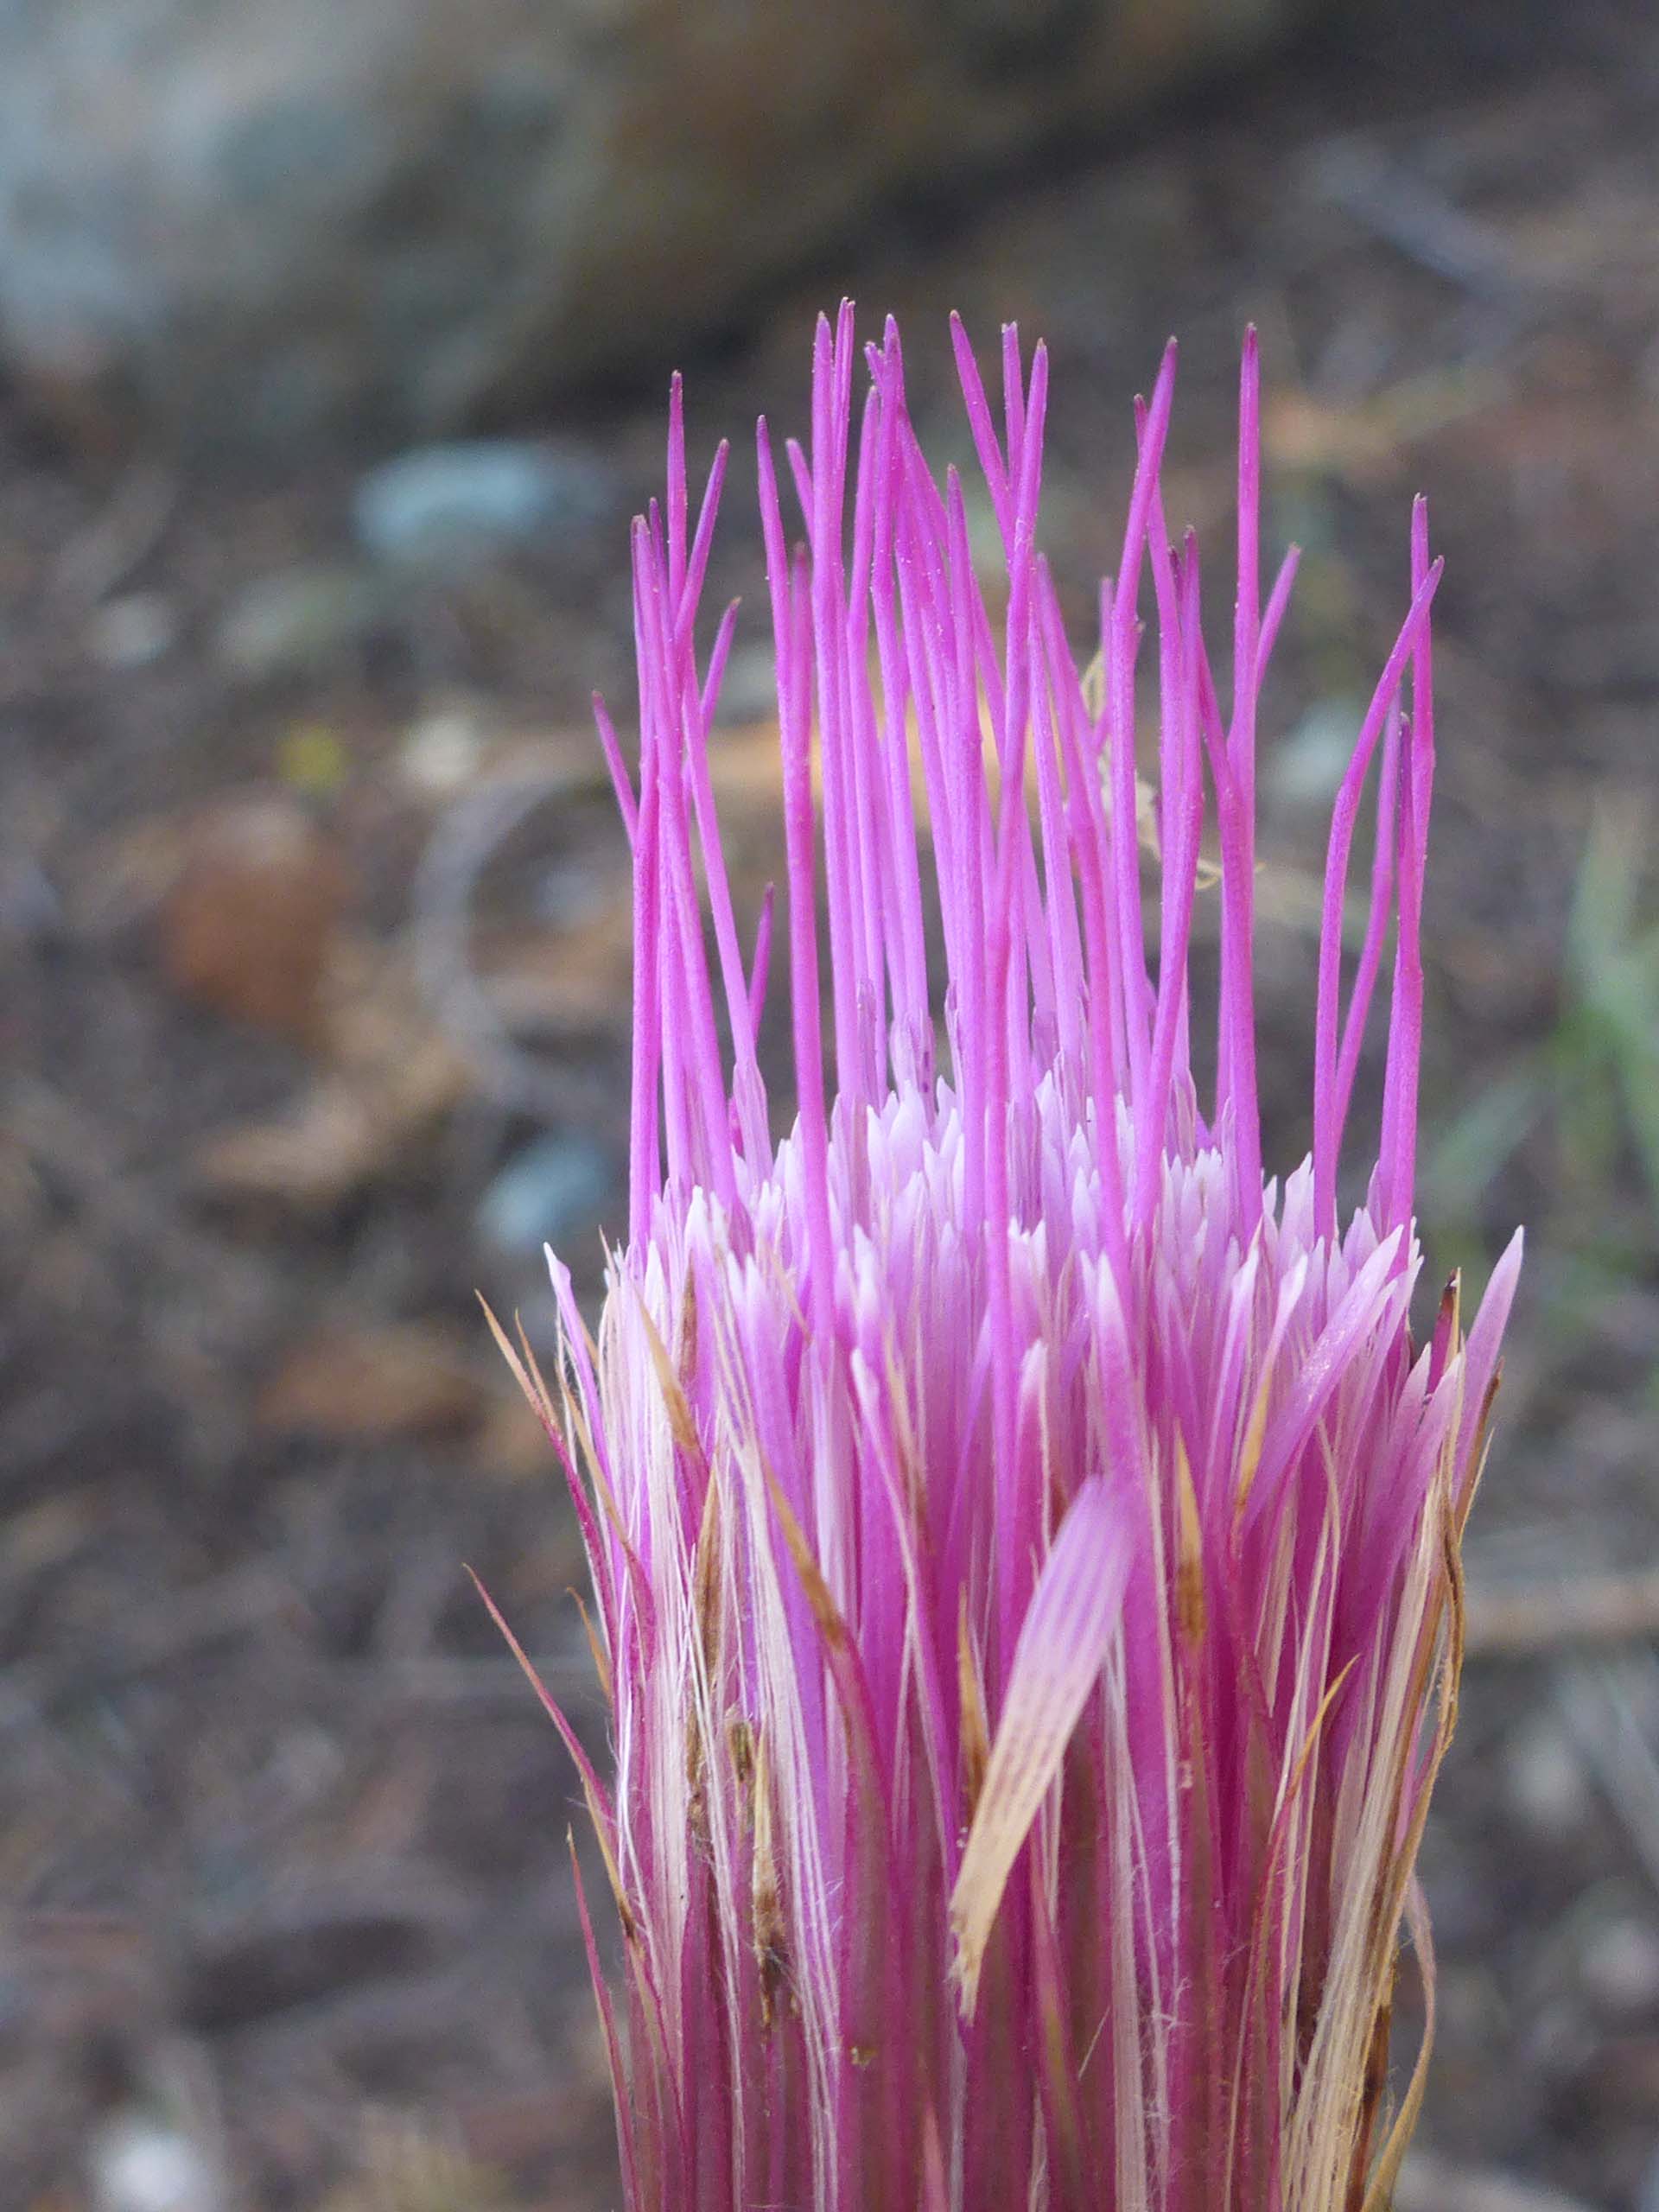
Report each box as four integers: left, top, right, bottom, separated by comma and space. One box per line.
3, 1, 1658, 2207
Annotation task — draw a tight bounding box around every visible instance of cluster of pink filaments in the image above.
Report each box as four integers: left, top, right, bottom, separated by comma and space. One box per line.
499, 307, 1521, 2212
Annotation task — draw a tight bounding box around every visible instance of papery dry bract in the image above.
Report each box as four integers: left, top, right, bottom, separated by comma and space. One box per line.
510, 307, 1521, 2211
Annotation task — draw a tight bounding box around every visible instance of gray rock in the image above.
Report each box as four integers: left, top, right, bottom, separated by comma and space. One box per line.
1579, 1910, 1659, 2021
1266, 698, 1370, 810
1503, 1712, 1591, 1847
0, 0, 1323, 452
712, 639, 786, 727
475, 1132, 613, 1257
86, 590, 177, 669
353, 438, 616, 572
214, 563, 391, 680
88, 2108, 222, 2212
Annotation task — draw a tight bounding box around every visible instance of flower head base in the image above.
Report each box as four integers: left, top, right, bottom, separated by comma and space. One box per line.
509, 308, 1521, 2210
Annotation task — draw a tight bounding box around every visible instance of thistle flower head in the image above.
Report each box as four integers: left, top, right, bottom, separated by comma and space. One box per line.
512, 307, 1522, 2211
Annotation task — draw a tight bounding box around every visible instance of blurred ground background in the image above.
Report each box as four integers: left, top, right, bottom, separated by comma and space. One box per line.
3, 0, 1659, 2205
